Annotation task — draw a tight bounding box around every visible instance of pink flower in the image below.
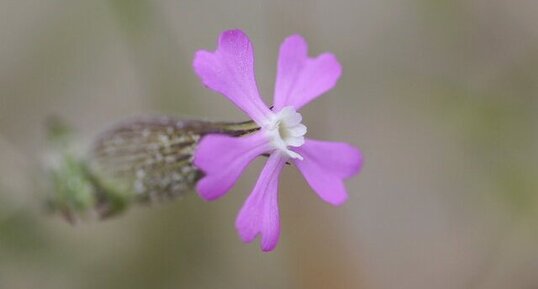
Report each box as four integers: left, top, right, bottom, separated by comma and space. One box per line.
193, 29, 363, 252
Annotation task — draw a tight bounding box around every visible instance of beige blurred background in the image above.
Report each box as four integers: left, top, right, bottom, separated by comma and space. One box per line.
1, 0, 538, 288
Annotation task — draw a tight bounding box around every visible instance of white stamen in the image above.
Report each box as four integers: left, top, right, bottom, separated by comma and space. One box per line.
264, 106, 307, 160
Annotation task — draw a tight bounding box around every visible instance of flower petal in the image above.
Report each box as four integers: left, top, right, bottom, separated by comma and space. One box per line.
235, 153, 287, 252
293, 139, 362, 206
194, 132, 271, 201
193, 29, 272, 124
273, 35, 342, 111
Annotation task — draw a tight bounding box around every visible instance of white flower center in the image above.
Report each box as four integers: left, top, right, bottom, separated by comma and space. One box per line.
264, 106, 307, 160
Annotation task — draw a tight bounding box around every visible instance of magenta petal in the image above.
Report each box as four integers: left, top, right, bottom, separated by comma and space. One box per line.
273, 35, 342, 111
194, 132, 270, 201
235, 153, 287, 252
293, 139, 362, 206
193, 30, 272, 124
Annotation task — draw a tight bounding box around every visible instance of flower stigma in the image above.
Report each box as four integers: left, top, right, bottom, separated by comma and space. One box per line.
264, 106, 307, 160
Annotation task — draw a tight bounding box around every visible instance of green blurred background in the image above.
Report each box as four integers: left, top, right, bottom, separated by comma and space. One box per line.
1, 0, 537, 288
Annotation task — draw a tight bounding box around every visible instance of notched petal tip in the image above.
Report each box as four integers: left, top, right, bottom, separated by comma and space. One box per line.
218, 29, 253, 57
328, 187, 349, 207
273, 37, 344, 110
191, 29, 271, 124
293, 139, 361, 206
282, 34, 307, 49
195, 180, 226, 201
261, 234, 280, 252
343, 143, 364, 178
192, 50, 216, 88
219, 29, 248, 41
235, 153, 285, 252
311, 52, 343, 92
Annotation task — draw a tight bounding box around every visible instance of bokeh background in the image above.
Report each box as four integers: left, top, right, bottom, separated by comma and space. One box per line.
1, 0, 538, 288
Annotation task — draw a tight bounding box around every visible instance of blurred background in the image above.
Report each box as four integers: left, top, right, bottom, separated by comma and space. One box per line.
1, 0, 537, 288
